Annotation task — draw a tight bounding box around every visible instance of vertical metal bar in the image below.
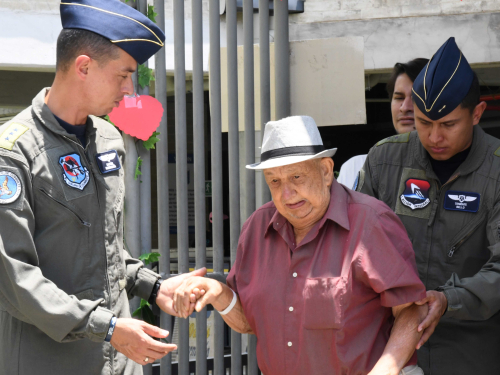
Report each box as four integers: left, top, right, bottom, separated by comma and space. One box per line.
155, 8, 172, 375
274, 0, 290, 120
243, 1, 258, 373
227, 0, 242, 373
209, 0, 224, 373
123, 133, 141, 257
122, 0, 141, 316
192, 0, 208, 373
154, 0, 172, 374
174, 0, 189, 373
259, 0, 271, 204
243, 0, 255, 219
136, 3, 153, 374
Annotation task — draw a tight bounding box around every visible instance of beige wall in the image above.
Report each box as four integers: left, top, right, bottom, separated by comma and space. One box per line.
291, 0, 500, 24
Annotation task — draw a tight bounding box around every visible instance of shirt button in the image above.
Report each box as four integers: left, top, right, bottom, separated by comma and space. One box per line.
289, 307, 294, 312
288, 341, 292, 347
292, 272, 297, 278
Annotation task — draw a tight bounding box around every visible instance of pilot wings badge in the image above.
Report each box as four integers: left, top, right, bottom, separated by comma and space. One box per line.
96, 150, 121, 174
400, 178, 431, 210
444, 191, 480, 212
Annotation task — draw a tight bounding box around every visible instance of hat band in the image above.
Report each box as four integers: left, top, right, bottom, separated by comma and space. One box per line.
261, 145, 325, 162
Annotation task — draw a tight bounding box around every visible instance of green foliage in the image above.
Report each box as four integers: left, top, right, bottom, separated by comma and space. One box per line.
147, 5, 158, 23
334, 171, 339, 179
135, 156, 143, 181
104, 115, 116, 127
133, 298, 156, 325
138, 251, 161, 266
138, 64, 155, 89
143, 131, 160, 150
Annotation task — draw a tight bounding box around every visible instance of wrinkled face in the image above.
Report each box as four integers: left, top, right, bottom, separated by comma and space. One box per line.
264, 158, 334, 230
414, 102, 484, 160
85, 48, 136, 116
391, 73, 416, 134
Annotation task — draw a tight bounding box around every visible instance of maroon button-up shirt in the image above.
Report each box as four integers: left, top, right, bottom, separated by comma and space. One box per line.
227, 180, 426, 375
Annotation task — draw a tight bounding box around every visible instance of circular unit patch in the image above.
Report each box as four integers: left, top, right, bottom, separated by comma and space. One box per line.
0, 171, 22, 204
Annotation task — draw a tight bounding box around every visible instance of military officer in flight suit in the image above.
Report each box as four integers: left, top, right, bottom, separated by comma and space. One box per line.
0, 1, 205, 374
358, 37, 500, 374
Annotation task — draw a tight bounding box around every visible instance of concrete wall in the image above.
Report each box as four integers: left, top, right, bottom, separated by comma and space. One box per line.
291, 0, 500, 23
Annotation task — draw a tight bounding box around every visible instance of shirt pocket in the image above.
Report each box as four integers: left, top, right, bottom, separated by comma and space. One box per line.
303, 277, 346, 330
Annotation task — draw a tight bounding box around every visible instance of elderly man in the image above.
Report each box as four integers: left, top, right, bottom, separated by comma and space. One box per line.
173, 116, 428, 375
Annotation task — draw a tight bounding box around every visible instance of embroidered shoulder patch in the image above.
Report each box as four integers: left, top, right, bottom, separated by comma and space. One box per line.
0, 171, 22, 204
376, 132, 410, 147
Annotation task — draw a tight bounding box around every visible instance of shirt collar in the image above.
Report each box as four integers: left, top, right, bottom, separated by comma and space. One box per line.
414, 125, 487, 179
32, 88, 98, 143
265, 179, 350, 236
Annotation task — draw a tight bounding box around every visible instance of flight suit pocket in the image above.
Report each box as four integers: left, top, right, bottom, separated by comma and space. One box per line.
303, 277, 346, 330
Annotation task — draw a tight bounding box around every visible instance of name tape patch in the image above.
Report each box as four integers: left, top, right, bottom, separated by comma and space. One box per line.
444, 191, 480, 213
400, 178, 431, 210
0, 171, 22, 204
96, 150, 121, 174
59, 153, 90, 190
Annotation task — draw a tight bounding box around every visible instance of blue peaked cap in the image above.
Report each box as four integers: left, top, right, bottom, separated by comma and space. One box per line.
411, 37, 474, 120
60, 0, 165, 65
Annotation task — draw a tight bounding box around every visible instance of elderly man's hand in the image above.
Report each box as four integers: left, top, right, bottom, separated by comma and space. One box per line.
173, 276, 226, 318
110, 318, 177, 365
156, 268, 207, 317
414, 290, 447, 349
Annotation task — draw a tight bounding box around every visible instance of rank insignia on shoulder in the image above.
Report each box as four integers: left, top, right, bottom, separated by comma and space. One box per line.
400, 178, 431, 210
58, 153, 90, 190
0, 123, 29, 151
376, 132, 410, 147
96, 150, 121, 174
444, 191, 480, 213
0, 171, 22, 204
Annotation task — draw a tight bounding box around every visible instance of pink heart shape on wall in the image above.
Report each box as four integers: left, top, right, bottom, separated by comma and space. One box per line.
108, 95, 164, 141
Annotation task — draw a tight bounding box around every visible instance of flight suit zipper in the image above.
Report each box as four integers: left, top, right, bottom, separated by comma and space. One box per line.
448, 218, 485, 257
38, 187, 91, 227
63, 134, 115, 369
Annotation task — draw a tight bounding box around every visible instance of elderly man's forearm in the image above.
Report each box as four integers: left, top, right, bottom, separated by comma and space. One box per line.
372, 303, 428, 373
211, 284, 253, 334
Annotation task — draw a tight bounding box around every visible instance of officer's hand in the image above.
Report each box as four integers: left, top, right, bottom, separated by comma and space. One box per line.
414, 290, 448, 349
110, 318, 176, 365
156, 267, 207, 316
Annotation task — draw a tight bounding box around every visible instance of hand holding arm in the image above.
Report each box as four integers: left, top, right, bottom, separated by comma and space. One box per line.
173, 276, 253, 334
155, 268, 207, 316
368, 302, 428, 375
414, 290, 447, 349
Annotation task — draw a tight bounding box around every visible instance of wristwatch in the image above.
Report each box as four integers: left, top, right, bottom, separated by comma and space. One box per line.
104, 316, 117, 342
148, 278, 163, 305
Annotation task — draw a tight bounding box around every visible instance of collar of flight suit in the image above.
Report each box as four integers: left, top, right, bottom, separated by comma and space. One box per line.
32, 88, 98, 146
412, 125, 488, 182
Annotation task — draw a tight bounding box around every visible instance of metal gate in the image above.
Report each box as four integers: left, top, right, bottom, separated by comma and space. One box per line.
122, 0, 291, 374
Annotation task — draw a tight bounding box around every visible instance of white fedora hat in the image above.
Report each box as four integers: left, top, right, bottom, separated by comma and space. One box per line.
247, 116, 337, 170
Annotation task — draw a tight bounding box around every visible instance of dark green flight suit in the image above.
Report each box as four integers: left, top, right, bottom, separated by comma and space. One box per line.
358, 126, 500, 374
0, 88, 159, 375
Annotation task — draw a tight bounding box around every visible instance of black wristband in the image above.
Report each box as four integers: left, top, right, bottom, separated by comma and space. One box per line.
148, 278, 163, 305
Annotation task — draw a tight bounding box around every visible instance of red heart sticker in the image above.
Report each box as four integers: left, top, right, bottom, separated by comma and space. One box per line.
108, 95, 164, 141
